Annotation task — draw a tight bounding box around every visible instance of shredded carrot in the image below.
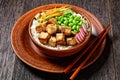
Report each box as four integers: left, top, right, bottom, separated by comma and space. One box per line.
39, 6, 72, 23
45, 13, 62, 19
41, 6, 70, 19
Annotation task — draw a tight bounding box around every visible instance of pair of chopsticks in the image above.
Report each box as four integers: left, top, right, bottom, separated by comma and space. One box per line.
64, 24, 111, 80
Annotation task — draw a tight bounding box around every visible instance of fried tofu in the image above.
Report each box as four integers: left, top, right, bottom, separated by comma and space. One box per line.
57, 25, 64, 33
56, 33, 66, 45
46, 24, 57, 35
47, 18, 58, 24
67, 37, 77, 46
41, 21, 47, 27
57, 26, 71, 36
48, 37, 57, 47
64, 27, 72, 36
38, 32, 50, 44
34, 13, 41, 19
36, 25, 46, 33
57, 25, 62, 32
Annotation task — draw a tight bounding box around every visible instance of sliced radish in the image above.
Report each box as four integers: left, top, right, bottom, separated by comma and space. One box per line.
80, 31, 85, 40
80, 28, 85, 39
74, 25, 88, 44
74, 36, 80, 43
75, 33, 82, 43
77, 34, 82, 42
82, 24, 87, 33
81, 27, 86, 35
79, 31, 84, 41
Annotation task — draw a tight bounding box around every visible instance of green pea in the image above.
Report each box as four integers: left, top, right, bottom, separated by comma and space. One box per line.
61, 23, 66, 26
72, 25, 76, 30
73, 30, 78, 34
59, 16, 63, 19
76, 25, 80, 31
68, 14, 72, 17
73, 20, 77, 25
66, 18, 69, 22
64, 20, 68, 24
76, 21, 79, 24
68, 23, 74, 27
68, 19, 73, 23
63, 22, 68, 26
78, 21, 82, 26
57, 17, 60, 21
73, 15, 77, 19
74, 16, 80, 21
69, 16, 74, 19
64, 17, 68, 20
58, 21, 61, 24
58, 16, 62, 19
64, 13, 72, 17
60, 17, 64, 22
67, 12, 72, 15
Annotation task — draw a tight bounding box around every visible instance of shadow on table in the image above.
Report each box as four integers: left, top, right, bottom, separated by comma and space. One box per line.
23, 35, 112, 80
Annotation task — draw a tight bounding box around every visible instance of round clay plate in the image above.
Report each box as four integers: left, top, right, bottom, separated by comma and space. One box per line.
11, 4, 106, 73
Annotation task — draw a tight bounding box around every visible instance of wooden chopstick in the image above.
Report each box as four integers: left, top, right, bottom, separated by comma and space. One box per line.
70, 24, 110, 80
64, 25, 110, 74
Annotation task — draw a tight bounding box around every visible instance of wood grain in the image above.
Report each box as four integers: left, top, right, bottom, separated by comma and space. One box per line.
0, 0, 25, 80
81, 0, 115, 80
109, 0, 120, 80
0, 0, 119, 80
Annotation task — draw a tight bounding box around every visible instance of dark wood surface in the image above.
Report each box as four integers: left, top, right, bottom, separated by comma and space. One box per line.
0, 0, 119, 80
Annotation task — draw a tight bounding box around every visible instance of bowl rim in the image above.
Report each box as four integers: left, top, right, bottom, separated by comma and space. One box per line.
28, 4, 92, 52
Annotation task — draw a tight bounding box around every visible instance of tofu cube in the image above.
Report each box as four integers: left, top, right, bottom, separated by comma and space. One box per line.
67, 37, 77, 46
36, 25, 46, 33
57, 25, 62, 32
47, 18, 58, 24
48, 37, 57, 47
56, 33, 66, 45
64, 27, 72, 36
38, 32, 50, 44
34, 13, 41, 19
46, 24, 57, 35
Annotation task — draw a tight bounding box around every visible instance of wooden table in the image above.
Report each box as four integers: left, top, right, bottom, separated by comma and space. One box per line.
0, 0, 120, 80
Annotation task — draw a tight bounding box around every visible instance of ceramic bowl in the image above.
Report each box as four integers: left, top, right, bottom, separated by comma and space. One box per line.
28, 4, 92, 57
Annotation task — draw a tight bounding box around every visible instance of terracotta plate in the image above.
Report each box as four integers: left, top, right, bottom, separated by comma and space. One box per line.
11, 4, 106, 73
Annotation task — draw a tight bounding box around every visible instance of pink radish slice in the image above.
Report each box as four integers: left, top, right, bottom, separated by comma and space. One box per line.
77, 33, 82, 43
75, 25, 88, 44
77, 32, 82, 41
82, 27, 86, 35
80, 28, 85, 39
75, 33, 82, 43
79, 27, 86, 36
81, 27, 86, 36
78, 31, 84, 41
80, 28, 86, 39
75, 29, 85, 43
82, 28, 87, 38
82, 24, 87, 33
80, 32, 85, 40
74, 36, 80, 43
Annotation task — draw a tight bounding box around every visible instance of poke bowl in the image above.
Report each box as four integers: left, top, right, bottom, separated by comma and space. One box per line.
28, 4, 92, 57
